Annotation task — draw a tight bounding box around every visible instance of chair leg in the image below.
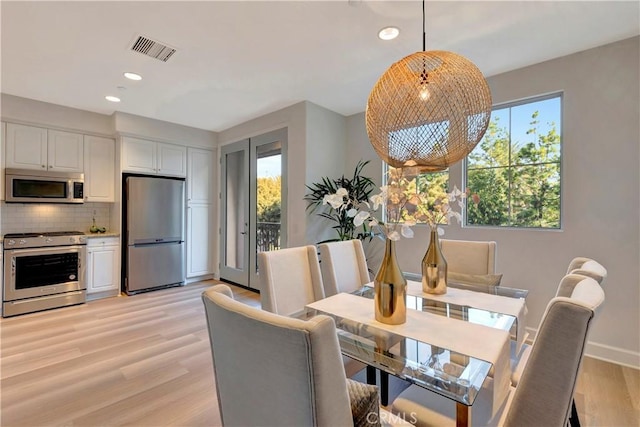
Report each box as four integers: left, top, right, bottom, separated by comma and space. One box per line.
569, 398, 581, 427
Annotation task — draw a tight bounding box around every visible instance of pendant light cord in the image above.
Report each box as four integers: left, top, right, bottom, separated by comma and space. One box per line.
422, 0, 426, 51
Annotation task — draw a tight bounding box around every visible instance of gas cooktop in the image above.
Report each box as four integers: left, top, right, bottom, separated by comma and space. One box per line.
3, 231, 87, 248
4, 231, 85, 238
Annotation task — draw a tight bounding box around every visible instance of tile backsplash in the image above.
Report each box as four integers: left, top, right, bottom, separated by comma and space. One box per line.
1, 202, 112, 235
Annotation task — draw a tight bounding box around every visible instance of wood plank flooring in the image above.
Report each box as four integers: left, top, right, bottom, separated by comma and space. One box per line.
1, 280, 638, 426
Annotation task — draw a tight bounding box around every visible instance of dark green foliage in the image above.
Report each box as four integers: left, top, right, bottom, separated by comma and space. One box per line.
305, 160, 376, 242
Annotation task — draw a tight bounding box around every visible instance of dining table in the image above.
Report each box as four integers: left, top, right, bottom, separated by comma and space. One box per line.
292, 279, 529, 427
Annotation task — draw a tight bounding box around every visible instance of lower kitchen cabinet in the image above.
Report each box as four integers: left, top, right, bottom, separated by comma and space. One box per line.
186, 203, 212, 277
86, 237, 120, 299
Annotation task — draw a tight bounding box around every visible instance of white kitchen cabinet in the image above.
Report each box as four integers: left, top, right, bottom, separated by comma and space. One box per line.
5, 123, 48, 170
122, 137, 186, 177
84, 135, 115, 202
5, 124, 83, 172
86, 237, 120, 297
187, 204, 212, 277
47, 130, 84, 172
186, 147, 214, 278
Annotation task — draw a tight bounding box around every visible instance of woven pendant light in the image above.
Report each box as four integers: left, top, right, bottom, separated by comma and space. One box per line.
366, 2, 492, 171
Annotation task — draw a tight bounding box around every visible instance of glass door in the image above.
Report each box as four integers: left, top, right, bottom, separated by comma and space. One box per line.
220, 129, 287, 290
220, 140, 250, 286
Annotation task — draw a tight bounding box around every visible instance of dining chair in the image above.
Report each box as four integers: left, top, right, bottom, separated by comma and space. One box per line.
202, 284, 410, 426
440, 239, 502, 286
566, 256, 607, 284
319, 239, 370, 296
258, 245, 325, 316
258, 245, 365, 378
390, 275, 605, 427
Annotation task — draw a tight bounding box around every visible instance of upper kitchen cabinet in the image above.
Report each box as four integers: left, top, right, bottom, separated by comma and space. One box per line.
187, 147, 214, 203
122, 137, 186, 177
5, 124, 83, 172
84, 135, 115, 202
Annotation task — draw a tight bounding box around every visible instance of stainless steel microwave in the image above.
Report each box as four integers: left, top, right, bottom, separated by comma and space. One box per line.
5, 168, 84, 203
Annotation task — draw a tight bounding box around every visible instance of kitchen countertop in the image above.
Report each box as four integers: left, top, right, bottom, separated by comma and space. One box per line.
84, 232, 120, 238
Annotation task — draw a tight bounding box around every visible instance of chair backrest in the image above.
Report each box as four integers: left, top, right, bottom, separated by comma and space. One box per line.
505, 276, 604, 427
440, 238, 497, 275
202, 284, 352, 426
566, 256, 608, 284
258, 245, 325, 316
319, 239, 370, 296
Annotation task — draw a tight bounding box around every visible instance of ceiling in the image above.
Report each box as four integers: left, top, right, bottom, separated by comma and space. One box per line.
2, 1, 638, 132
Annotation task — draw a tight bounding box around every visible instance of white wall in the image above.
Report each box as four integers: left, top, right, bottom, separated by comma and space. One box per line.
346, 37, 640, 367
305, 102, 348, 244
1, 94, 113, 136
114, 111, 216, 149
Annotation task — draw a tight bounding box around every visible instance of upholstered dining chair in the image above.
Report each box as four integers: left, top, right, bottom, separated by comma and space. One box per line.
258, 245, 325, 316
202, 284, 409, 426
566, 256, 608, 285
319, 239, 370, 296
440, 239, 502, 286
258, 245, 364, 378
391, 275, 605, 427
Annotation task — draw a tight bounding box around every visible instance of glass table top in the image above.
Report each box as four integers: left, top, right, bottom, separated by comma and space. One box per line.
294, 305, 491, 406
293, 281, 528, 407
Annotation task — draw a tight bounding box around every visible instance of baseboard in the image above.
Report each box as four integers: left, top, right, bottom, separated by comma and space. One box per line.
525, 326, 640, 369
584, 342, 640, 369
185, 274, 214, 284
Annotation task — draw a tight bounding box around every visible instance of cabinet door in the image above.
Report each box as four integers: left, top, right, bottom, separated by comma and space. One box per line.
87, 244, 120, 293
47, 130, 84, 172
187, 204, 212, 277
122, 137, 156, 173
157, 143, 187, 177
187, 148, 214, 204
84, 136, 115, 202
5, 123, 48, 170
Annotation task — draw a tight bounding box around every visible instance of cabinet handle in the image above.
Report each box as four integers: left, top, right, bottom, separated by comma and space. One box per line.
41, 165, 46, 168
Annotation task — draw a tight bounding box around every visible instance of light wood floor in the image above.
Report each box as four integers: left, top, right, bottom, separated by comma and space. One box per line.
1, 281, 638, 426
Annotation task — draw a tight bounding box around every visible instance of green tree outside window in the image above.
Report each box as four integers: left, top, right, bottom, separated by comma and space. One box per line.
466, 94, 562, 228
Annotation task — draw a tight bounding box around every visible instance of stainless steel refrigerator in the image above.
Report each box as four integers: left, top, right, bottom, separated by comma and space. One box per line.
125, 176, 185, 294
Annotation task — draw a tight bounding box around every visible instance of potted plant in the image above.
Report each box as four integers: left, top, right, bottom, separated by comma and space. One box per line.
304, 160, 375, 243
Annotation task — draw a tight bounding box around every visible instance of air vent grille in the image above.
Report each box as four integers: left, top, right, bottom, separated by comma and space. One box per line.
130, 35, 176, 62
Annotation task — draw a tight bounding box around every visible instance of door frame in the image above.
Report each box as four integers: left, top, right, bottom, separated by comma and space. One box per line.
219, 128, 288, 290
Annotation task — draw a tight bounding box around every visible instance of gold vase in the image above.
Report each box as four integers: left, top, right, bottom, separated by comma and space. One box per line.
422, 228, 447, 294
374, 238, 407, 325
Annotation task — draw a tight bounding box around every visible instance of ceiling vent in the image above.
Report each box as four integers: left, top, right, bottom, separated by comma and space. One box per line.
130, 35, 177, 62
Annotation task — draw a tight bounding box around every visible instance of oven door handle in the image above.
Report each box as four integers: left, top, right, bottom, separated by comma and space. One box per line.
6, 245, 85, 256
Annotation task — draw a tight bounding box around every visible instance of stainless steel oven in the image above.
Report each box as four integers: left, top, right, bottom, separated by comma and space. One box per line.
3, 232, 87, 317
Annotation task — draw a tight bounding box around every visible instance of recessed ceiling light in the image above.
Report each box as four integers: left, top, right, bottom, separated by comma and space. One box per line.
105, 95, 121, 103
124, 72, 142, 81
378, 26, 400, 41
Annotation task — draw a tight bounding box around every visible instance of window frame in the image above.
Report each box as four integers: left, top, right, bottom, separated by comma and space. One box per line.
463, 92, 564, 230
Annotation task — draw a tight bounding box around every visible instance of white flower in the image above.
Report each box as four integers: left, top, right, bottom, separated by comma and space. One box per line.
346, 208, 358, 218
401, 224, 414, 238
323, 193, 345, 209
353, 211, 370, 226
336, 188, 348, 197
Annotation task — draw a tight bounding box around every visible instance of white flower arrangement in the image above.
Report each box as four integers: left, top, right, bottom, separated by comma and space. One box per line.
323, 167, 477, 241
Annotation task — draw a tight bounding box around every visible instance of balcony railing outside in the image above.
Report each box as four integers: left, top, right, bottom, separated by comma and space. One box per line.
257, 222, 281, 252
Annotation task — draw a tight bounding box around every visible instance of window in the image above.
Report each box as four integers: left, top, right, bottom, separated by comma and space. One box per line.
383, 165, 449, 224
465, 94, 562, 228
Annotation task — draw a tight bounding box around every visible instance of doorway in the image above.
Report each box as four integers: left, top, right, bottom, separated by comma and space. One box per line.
220, 128, 287, 290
